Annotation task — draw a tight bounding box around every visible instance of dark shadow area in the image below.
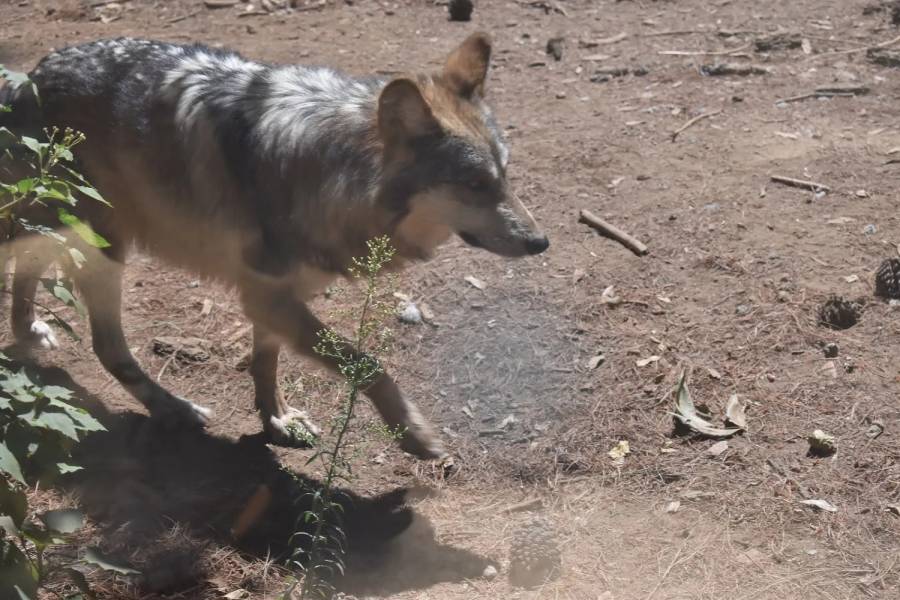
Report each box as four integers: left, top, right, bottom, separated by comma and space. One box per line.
6, 355, 491, 597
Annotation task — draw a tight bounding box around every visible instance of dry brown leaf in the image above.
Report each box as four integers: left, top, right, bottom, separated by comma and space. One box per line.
725, 394, 747, 429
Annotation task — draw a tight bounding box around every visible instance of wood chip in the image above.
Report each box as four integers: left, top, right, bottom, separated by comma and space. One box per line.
636, 355, 660, 367
464, 276, 486, 290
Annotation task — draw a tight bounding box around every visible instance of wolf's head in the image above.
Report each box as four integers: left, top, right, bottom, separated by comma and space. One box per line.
377, 33, 549, 259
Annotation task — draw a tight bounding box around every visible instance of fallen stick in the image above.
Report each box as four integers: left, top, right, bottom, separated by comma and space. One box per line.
168, 9, 202, 23
578, 210, 649, 256
582, 32, 629, 46
774, 87, 866, 105
670, 108, 723, 141
658, 42, 751, 56
809, 33, 900, 60
642, 29, 709, 37
503, 498, 544, 514
770, 174, 831, 192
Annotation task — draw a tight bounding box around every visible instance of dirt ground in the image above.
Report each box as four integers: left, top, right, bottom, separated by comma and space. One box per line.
2, 0, 900, 598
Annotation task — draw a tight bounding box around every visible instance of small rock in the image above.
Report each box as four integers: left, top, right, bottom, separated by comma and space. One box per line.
707, 440, 729, 456
397, 302, 422, 324
777, 290, 791, 303
482, 565, 498, 580
546, 37, 564, 61
808, 429, 837, 457
665, 500, 681, 513
823, 342, 839, 358
735, 303, 752, 316
447, 0, 473, 21
865, 419, 884, 439
863, 223, 877, 235
464, 275, 486, 290
587, 354, 605, 370
555, 90, 567, 99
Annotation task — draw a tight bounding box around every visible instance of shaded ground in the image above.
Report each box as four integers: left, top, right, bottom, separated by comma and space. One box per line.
2, 0, 900, 598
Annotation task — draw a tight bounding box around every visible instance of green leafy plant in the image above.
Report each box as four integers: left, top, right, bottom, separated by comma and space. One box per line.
285, 236, 403, 600
1, 68, 116, 599
0, 365, 107, 598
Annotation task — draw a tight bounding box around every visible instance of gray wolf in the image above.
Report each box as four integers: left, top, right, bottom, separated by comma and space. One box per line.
0, 33, 549, 459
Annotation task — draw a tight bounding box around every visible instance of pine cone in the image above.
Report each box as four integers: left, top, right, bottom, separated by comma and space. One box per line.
508, 516, 562, 588
817, 295, 861, 330
448, 0, 474, 22
875, 258, 900, 299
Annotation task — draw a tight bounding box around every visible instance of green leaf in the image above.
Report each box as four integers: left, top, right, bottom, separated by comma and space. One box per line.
0, 369, 39, 404
0, 444, 25, 484
0, 127, 16, 153
36, 181, 75, 205
0, 484, 27, 527
46, 281, 85, 318
12, 586, 33, 600
83, 548, 140, 575
0, 66, 30, 88
15, 178, 37, 196
55, 145, 74, 163
73, 184, 108, 206
49, 401, 104, 433
57, 209, 110, 248
41, 509, 84, 534
37, 385, 73, 402
57, 463, 83, 474
48, 316, 79, 342
18, 136, 42, 159
20, 522, 64, 548
0, 516, 21, 537
0, 541, 39, 600
21, 408, 79, 441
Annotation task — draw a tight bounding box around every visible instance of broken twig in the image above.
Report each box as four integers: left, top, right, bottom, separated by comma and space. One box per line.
578, 210, 649, 256
770, 174, 831, 192
810, 34, 900, 60
671, 108, 723, 141
775, 86, 869, 104
659, 43, 751, 56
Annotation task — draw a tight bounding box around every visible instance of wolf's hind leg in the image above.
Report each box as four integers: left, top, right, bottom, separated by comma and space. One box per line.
11, 244, 59, 351
250, 324, 320, 446
240, 285, 446, 460
73, 249, 211, 428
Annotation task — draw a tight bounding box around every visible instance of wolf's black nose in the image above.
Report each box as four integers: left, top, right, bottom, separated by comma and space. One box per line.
526, 235, 550, 255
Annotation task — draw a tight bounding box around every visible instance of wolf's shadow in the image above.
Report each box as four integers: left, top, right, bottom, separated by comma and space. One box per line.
13, 360, 490, 597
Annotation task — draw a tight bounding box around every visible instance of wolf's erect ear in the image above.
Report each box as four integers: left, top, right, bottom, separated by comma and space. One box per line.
443, 32, 492, 98
378, 78, 439, 143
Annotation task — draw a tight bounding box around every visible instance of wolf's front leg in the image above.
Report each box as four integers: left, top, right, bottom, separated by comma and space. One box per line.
250, 324, 320, 446
240, 285, 446, 460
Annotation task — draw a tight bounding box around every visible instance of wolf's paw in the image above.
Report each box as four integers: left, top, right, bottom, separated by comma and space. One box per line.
151, 396, 213, 430
266, 407, 321, 448
25, 320, 59, 350
399, 426, 447, 461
